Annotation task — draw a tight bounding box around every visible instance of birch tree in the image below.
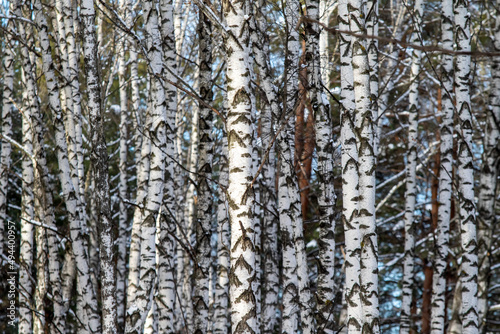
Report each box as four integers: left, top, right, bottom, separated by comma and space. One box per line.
455, 0, 479, 332
223, 1, 259, 332
81, 0, 117, 332
305, 0, 336, 331
0, 15, 14, 271
430, 0, 454, 331
2, 0, 500, 332
125, 0, 168, 332
213, 131, 230, 334
250, 2, 280, 332
116, 1, 130, 326
400, 1, 423, 332
348, 0, 380, 330
155, 1, 178, 332
281, 1, 315, 332
193, 10, 214, 334
477, 1, 500, 329
339, 0, 363, 331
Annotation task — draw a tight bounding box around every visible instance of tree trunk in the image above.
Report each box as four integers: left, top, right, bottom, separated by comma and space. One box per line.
116, 4, 129, 327
224, 1, 259, 332
156, 1, 178, 332
213, 130, 230, 334
339, 0, 363, 331
126, 0, 168, 331
193, 9, 214, 334
250, 2, 281, 332
0, 8, 14, 273
454, 0, 479, 332
349, 0, 380, 330
305, 1, 336, 332
477, 1, 500, 330
430, 0, 454, 331
400, 1, 423, 332
81, 0, 117, 332
19, 78, 35, 334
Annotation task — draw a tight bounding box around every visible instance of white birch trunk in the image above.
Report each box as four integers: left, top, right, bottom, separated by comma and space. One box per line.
305, 1, 336, 332
181, 101, 198, 334
32, 4, 98, 334
19, 84, 35, 334
0, 14, 14, 266
16, 6, 61, 333
193, 9, 214, 334
31, 3, 70, 333
126, 0, 168, 331
339, 0, 363, 331
348, 0, 380, 330
81, 0, 117, 332
180, 71, 201, 332
155, 1, 178, 332
251, 2, 280, 332
173, 4, 188, 326
34, 1, 93, 332
213, 131, 230, 334
455, 0, 479, 332
53, 0, 79, 195
477, 2, 500, 330
430, 0, 454, 332
400, 1, 423, 332
127, 86, 151, 317
366, 0, 379, 157
224, 1, 259, 332
54, 7, 94, 324
117, 40, 129, 334
319, 0, 336, 88
62, 0, 85, 199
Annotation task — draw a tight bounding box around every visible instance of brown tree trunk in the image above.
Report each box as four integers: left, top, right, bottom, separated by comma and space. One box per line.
295, 39, 315, 220
422, 259, 433, 334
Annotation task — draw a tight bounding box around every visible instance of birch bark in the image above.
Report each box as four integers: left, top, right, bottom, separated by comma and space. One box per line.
339, 0, 363, 331
193, 10, 214, 334
16, 8, 35, 329
19, 78, 35, 334
126, 0, 168, 331
31, 2, 72, 332
181, 86, 198, 333
305, 1, 336, 331
223, 1, 259, 332
348, 0, 380, 330
400, 1, 423, 332
454, 0, 479, 332
62, 0, 85, 198
249, 2, 280, 332
34, 1, 95, 331
430, 0, 454, 331
0, 16, 14, 267
30, 3, 99, 334
366, 0, 379, 157
477, 1, 500, 330
81, 0, 117, 332
282, 2, 316, 332
213, 131, 230, 334
16, 5, 62, 333
117, 1, 130, 325
127, 81, 151, 319
155, 1, 178, 332
319, 0, 336, 88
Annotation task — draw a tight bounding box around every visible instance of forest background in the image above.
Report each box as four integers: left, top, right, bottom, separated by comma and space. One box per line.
0, 0, 499, 333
